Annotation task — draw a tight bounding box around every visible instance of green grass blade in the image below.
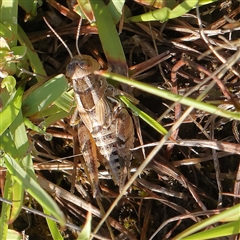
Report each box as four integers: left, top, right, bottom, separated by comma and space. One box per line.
8, 101, 36, 176
107, 0, 125, 24
3, 153, 65, 226
9, 181, 24, 224
197, 0, 218, 7
1, 76, 16, 94
6, 111, 33, 223
40, 109, 75, 128
119, 95, 168, 135
0, 129, 18, 159
24, 117, 48, 135
6, 229, 22, 240
97, 71, 240, 120
44, 208, 64, 240
168, 0, 198, 19
129, 0, 216, 22
76, 0, 95, 22
18, 0, 40, 17
182, 220, 240, 240
22, 74, 68, 117
129, 7, 171, 22
17, 25, 47, 79
77, 210, 92, 240
89, 0, 127, 76
7, 114, 37, 234
173, 204, 240, 239
0, 22, 15, 41
9, 110, 29, 157
33, 90, 74, 121
0, 172, 12, 240
53, 90, 75, 113
0, 0, 18, 47
0, 87, 23, 135
5, 108, 29, 223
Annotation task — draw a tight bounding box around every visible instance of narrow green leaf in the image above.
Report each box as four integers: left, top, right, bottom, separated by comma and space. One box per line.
182, 220, 240, 240
97, 71, 240, 121
7, 229, 22, 240
17, 25, 47, 79
6, 108, 27, 224
168, 0, 198, 19
0, 87, 23, 135
0, 23, 15, 40
173, 204, 240, 239
40, 108, 74, 128
107, 0, 125, 24
9, 181, 24, 224
77, 209, 92, 240
0, 0, 18, 47
24, 117, 48, 135
1, 76, 16, 94
0, 129, 18, 160
119, 95, 168, 136
11, 46, 27, 59
44, 208, 64, 240
4, 154, 65, 226
22, 74, 68, 117
199, 0, 217, 5
89, 0, 127, 76
129, 0, 216, 22
18, 0, 41, 17
129, 7, 171, 22
76, 0, 95, 22
0, 172, 12, 240
53, 90, 75, 113
9, 110, 29, 158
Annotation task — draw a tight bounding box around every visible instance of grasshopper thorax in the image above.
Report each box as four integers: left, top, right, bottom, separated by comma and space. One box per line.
66, 55, 100, 80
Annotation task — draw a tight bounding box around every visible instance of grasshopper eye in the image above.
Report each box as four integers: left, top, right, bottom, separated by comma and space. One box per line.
79, 59, 92, 69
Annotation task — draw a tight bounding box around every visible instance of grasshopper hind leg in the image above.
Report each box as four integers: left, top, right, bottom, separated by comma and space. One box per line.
115, 107, 135, 192
78, 123, 101, 197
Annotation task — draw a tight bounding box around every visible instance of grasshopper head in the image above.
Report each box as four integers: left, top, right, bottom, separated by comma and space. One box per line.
66, 55, 100, 79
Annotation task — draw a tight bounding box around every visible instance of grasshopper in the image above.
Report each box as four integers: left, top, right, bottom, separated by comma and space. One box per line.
44, 18, 135, 197
66, 54, 134, 197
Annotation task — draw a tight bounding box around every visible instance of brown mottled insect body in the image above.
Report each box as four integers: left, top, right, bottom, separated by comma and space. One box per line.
66, 55, 134, 197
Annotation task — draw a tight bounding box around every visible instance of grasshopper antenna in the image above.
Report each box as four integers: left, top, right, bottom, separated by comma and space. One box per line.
43, 16, 73, 59
75, 17, 82, 57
